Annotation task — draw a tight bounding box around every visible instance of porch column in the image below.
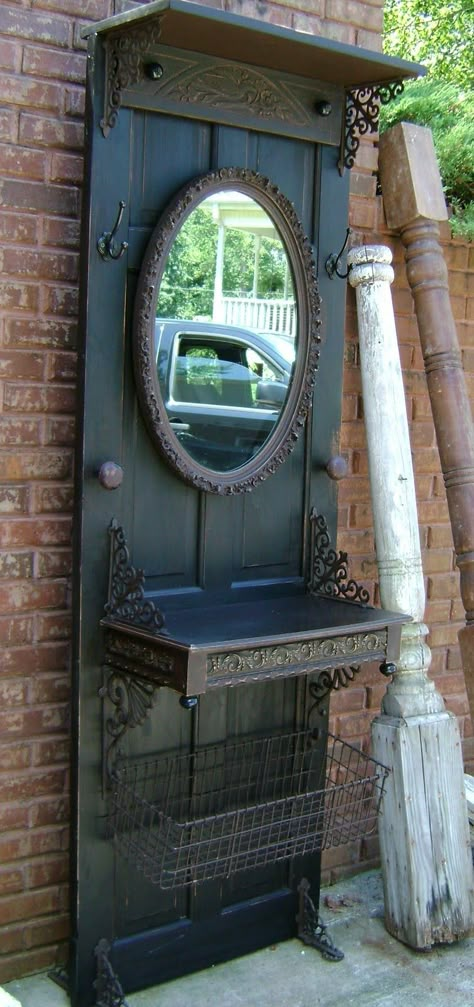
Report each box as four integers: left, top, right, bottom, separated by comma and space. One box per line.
348, 244, 473, 948
379, 121, 474, 724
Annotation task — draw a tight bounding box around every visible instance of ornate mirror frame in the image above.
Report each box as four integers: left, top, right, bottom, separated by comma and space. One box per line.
132, 167, 321, 494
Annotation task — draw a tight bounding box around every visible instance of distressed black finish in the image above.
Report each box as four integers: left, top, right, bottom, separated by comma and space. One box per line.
72, 6, 414, 1006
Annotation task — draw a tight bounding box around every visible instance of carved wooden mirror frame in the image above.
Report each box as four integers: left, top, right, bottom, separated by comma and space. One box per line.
132, 167, 321, 494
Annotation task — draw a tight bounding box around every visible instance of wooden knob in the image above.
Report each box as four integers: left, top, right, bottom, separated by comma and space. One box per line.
98, 461, 123, 490
326, 456, 348, 481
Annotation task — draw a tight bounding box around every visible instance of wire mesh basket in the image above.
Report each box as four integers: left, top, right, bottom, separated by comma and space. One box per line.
109, 730, 389, 889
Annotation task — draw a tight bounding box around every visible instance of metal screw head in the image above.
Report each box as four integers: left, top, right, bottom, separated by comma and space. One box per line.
145, 62, 164, 81
315, 100, 332, 117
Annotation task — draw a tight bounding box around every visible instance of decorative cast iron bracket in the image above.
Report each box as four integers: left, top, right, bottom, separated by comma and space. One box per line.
100, 667, 159, 788
94, 938, 128, 1007
340, 81, 404, 173
308, 510, 370, 605
100, 20, 163, 137
308, 664, 362, 713
297, 878, 344, 961
105, 519, 165, 630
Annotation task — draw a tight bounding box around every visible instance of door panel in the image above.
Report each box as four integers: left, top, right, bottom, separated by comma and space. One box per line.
74, 48, 349, 1000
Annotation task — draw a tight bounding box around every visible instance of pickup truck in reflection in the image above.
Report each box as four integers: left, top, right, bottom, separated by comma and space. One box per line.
155, 319, 295, 471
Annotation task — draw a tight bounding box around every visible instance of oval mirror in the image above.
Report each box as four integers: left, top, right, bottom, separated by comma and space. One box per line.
133, 169, 320, 494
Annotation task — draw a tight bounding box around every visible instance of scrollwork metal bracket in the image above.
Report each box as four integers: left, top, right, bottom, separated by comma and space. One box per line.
94, 938, 128, 1007
297, 878, 344, 961
339, 81, 404, 173
100, 20, 163, 137
105, 520, 165, 631
308, 665, 362, 715
100, 667, 158, 788
308, 510, 370, 605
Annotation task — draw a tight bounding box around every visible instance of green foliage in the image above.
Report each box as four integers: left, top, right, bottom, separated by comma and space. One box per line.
157, 205, 290, 320
381, 1, 474, 240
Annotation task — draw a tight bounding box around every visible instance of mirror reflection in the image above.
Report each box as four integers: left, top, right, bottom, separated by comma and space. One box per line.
155, 190, 296, 473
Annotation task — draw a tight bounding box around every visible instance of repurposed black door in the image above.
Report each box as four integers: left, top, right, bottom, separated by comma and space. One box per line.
72, 10, 352, 1007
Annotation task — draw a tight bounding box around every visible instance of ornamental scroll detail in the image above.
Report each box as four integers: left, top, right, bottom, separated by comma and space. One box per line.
341, 81, 404, 171
163, 63, 310, 126
207, 631, 385, 677
100, 667, 158, 785
308, 510, 370, 604
101, 20, 163, 137
104, 519, 165, 631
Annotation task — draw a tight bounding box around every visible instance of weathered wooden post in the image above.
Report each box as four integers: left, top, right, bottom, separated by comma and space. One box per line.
379, 121, 474, 723
348, 243, 473, 948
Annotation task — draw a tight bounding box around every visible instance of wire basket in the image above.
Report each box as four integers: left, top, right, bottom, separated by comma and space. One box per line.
109, 730, 389, 889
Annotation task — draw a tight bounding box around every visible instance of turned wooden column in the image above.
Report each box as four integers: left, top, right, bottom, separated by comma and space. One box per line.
379, 122, 474, 718
349, 243, 473, 949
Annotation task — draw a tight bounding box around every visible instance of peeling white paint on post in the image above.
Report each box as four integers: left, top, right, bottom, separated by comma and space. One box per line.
349, 245, 473, 948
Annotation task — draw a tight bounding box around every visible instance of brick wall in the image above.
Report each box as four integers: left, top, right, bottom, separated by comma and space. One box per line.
0, 0, 472, 982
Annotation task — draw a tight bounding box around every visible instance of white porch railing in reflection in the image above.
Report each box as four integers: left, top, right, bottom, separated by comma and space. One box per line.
217, 297, 296, 336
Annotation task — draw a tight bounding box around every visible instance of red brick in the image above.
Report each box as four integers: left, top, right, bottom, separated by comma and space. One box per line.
0, 519, 71, 549
41, 216, 80, 250
321, 20, 356, 45
27, 852, 69, 889
0, 945, 67, 983
47, 351, 77, 381
0, 143, 46, 181
0, 281, 39, 312
0, 706, 69, 739
348, 196, 377, 231
64, 86, 85, 118
1, 644, 69, 676
0, 73, 61, 113
29, 675, 70, 705
35, 549, 72, 577
42, 284, 79, 317
0, 580, 67, 613
0, 742, 32, 771
428, 624, 462, 649
0, 867, 24, 897
0, 109, 17, 143
0, 805, 29, 834
1, 248, 78, 282
1, 450, 73, 481
35, 612, 72, 641
19, 112, 84, 150
327, 0, 382, 29
0, 179, 78, 217
0, 418, 41, 447
0, 551, 34, 578
50, 152, 84, 185
3, 383, 76, 414
291, 11, 323, 34
23, 46, 86, 84
0, 351, 44, 381
0, 886, 61, 927
33, 738, 70, 767
422, 550, 455, 575
36, 0, 110, 14
29, 796, 69, 828
4, 318, 77, 350
0, 212, 38, 244
349, 171, 377, 198
0, 912, 69, 955
0, 825, 68, 862
356, 27, 382, 50
44, 417, 75, 446
0, 37, 17, 71
0, 615, 34, 645
31, 485, 74, 514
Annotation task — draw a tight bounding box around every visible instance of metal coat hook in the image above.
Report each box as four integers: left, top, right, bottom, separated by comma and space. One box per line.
97, 200, 129, 261
325, 227, 352, 280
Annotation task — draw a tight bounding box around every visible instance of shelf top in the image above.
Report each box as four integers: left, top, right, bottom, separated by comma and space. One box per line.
82, 0, 424, 90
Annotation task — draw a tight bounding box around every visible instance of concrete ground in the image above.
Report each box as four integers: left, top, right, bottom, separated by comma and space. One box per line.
4, 869, 473, 1007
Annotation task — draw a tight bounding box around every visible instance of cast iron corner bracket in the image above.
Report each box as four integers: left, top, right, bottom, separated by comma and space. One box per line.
308, 509, 370, 605
100, 666, 159, 787
105, 519, 165, 631
94, 938, 129, 1007
339, 80, 404, 173
100, 19, 163, 137
297, 878, 344, 962
308, 665, 362, 714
